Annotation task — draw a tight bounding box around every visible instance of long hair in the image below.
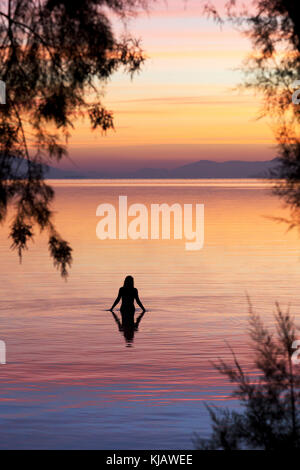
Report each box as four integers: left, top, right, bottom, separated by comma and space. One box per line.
123, 275, 134, 288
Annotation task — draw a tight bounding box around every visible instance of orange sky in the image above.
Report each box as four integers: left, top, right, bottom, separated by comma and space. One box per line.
59, 0, 277, 173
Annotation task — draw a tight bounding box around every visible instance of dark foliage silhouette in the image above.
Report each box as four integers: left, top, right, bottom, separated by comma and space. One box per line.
196, 300, 300, 450
204, 1, 300, 221
0, 0, 148, 276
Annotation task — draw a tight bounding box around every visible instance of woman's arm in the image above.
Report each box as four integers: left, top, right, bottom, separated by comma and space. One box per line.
135, 289, 146, 312
110, 288, 122, 311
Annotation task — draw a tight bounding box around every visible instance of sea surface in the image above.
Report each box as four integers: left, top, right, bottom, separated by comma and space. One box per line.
1, 179, 300, 449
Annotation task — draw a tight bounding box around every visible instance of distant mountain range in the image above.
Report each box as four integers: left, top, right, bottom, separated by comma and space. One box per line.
5, 156, 279, 179
45, 158, 279, 179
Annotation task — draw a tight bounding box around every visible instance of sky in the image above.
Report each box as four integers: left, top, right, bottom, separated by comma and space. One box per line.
60, 0, 277, 173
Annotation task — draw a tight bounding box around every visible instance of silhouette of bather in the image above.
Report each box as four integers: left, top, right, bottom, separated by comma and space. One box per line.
109, 276, 146, 347
109, 276, 146, 315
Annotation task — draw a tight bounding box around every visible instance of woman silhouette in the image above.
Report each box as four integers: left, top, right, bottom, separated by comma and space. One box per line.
109, 276, 146, 315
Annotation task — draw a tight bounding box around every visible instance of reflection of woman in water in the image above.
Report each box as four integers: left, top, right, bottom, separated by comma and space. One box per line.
111, 310, 146, 347
109, 276, 146, 314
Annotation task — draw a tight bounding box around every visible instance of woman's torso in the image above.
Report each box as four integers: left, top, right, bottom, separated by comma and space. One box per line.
120, 287, 136, 311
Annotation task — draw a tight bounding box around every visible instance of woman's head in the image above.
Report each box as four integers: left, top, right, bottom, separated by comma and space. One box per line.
123, 275, 134, 288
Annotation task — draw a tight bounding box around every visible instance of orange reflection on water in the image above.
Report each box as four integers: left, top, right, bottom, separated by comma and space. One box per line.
0, 179, 300, 448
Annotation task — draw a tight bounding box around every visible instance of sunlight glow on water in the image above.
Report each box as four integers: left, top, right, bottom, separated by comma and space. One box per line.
0, 179, 300, 449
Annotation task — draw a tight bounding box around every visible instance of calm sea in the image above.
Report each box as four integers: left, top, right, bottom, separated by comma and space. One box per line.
0, 179, 300, 449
